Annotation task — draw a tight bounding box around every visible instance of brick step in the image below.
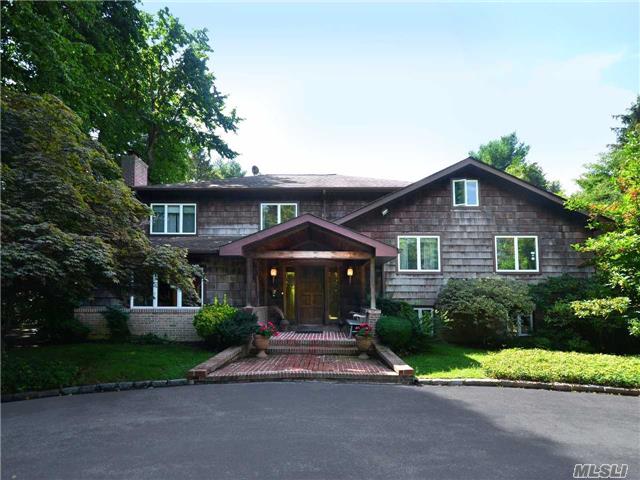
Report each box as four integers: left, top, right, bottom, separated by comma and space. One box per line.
269, 332, 355, 348
202, 354, 405, 384
266, 345, 359, 355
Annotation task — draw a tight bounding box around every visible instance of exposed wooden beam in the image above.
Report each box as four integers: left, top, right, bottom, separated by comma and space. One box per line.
251, 250, 371, 260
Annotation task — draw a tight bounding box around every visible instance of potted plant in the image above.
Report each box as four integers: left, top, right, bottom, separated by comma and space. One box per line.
354, 323, 373, 359
253, 321, 278, 358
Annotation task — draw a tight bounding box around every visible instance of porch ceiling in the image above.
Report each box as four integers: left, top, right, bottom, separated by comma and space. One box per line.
218, 214, 397, 261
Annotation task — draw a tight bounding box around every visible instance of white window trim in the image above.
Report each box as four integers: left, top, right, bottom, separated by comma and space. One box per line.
397, 235, 441, 273
495, 235, 540, 273
260, 202, 298, 230
414, 307, 434, 319
150, 203, 197, 235
516, 313, 534, 336
130, 274, 204, 309
452, 179, 479, 207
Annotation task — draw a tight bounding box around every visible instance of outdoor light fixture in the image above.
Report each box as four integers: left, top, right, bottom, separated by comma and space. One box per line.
346, 267, 354, 285
381, 208, 389, 216
270, 267, 277, 285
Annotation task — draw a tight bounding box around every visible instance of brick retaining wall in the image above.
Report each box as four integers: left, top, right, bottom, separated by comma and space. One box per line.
75, 306, 200, 342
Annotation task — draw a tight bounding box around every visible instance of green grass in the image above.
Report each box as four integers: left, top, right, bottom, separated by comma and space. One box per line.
404, 343, 490, 379
405, 343, 640, 388
2, 343, 213, 394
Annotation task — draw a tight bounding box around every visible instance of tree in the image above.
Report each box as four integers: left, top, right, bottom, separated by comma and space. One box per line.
1, 2, 240, 184
1, 90, 201, 332
192, 150, 246, 181
613, 95, 640, 146
567, 107, 640, 338
470, 132, 562, 194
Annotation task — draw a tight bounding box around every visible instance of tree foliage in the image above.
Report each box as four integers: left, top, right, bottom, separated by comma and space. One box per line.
192, 150, 245, 181
1, 1, 240, 184
470, 132, 562, 194
1, 90, 201, 331
567, 99, 640, 339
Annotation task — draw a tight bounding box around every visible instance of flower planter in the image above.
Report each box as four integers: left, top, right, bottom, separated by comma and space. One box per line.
254, 334, 270, 358
355, 335, 373, 359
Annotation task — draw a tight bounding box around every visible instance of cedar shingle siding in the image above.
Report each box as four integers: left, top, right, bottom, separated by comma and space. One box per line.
345, 174, 591, 305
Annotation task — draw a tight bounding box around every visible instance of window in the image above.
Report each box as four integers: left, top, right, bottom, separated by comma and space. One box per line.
415, 307, 435, 335
516, 313, 533, 336
398, 236, 440, 272
260, 203, 297, 230
495, 236, 539, 272
130, 274, 204, 308
452, 179, 479, 206
150, 204, 196, 234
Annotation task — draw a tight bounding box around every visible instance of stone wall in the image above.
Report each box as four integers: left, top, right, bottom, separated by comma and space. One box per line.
75, 306, 201, 342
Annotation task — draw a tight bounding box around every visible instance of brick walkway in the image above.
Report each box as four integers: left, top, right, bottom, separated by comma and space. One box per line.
205, 354, 400, 383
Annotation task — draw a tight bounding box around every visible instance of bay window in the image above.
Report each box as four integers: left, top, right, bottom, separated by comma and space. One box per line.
130, 274, 204, 308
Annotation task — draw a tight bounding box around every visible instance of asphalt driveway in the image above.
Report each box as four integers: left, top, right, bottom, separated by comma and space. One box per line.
2, 383, 638, 480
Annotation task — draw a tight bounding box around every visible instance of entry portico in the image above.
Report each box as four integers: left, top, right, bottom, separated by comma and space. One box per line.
219, 214, 397, 327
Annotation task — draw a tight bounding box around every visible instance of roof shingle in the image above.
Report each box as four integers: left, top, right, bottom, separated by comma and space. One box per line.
136, 174, 409, 191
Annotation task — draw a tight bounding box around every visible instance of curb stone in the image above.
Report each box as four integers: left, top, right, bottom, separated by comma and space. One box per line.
417, 378, 640, 396
1, 378, 191, 403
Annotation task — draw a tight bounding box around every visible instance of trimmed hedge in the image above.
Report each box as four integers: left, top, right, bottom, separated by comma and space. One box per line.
376, 316, 414, 352
482, 348, 640, 388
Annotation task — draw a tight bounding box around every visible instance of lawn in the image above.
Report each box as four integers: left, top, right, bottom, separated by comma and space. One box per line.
405, 343, 640, 388
404, 343, 490, 379
2, 343, 213, 394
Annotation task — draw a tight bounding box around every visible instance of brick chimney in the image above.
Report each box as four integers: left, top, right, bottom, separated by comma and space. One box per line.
121, 152, 148, 187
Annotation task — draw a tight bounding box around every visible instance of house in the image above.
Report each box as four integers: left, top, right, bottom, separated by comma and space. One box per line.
76, 155, 592, 341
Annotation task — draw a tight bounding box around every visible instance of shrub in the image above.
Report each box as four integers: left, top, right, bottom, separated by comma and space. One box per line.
102, 306, 131, 341
376, 297, 417, 321
193, 297, 256, 349
376, 316, 414, 352
39, 315, 90, 344
530, 275, 639, 354
482, 348, 640, 388
193, 296, 237, 338
436, 277, 534, 347
216, 310, 257, 348
1, 351, 79, 394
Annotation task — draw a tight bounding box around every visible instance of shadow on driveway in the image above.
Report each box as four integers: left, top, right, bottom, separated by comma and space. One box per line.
2, 383, 638, 480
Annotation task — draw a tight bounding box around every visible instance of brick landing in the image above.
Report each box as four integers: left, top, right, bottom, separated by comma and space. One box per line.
203, 354, 403, 384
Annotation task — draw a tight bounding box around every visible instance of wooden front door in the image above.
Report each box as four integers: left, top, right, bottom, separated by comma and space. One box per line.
297, 266, 325, 324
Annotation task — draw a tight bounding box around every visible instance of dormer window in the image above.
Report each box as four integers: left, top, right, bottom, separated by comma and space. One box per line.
261, 203, 298, 230
150, 203, 196, 234
452, 179, 479, 206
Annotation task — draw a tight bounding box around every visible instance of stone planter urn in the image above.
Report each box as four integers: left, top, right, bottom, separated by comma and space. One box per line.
254, 334, 270, 358
355, 335, 373, 360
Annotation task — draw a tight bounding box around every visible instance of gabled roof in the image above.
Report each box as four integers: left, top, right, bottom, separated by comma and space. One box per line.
135, 174, 409, 191
336, 157, 582, 225
219, 213, 397, 260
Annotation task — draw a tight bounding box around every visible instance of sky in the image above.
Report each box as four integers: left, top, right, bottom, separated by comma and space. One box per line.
140, 1, 639, 192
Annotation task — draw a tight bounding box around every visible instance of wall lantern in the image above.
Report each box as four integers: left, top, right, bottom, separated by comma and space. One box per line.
270, 267, 278, 285
346, 267, 354, 285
